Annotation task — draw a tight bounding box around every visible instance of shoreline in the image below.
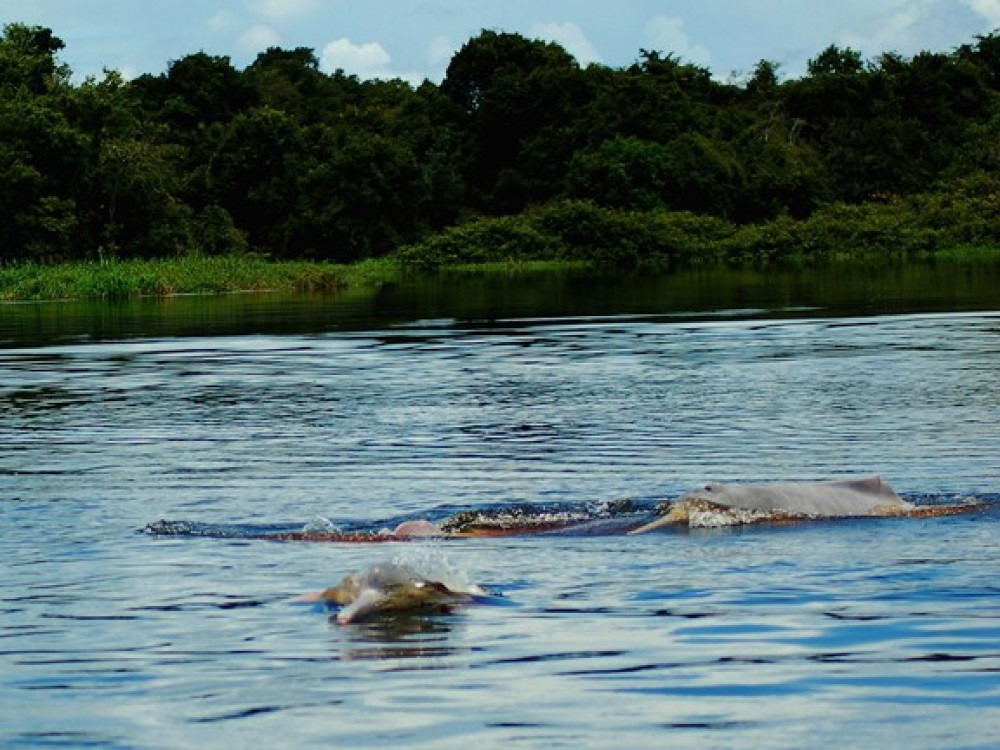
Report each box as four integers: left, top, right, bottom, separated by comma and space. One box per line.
2, 247, 999, 304
0, 255, 400, 303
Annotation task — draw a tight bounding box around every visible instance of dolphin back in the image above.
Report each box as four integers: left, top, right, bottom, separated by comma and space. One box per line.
687, 475, 907, 516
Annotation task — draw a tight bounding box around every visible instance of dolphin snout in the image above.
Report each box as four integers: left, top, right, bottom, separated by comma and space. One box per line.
336, 588, 387, 625
627, 515, 674, 534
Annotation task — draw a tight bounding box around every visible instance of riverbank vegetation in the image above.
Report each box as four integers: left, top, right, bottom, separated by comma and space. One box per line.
3, 22, 1000, 298
0, 256, 399, 301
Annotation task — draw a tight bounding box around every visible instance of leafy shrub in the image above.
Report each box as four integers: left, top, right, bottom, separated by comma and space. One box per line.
396, 215, 563, 270
529, 201, 647, 266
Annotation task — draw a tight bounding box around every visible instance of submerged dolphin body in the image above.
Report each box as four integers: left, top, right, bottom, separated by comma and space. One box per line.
628, 475, 966, 532
308, 561, 494, 624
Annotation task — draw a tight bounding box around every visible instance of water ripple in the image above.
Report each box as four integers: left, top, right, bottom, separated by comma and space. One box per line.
1, 307, 999, 748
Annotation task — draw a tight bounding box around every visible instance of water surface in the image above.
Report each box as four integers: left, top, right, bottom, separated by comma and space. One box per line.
2, 266, 998, 748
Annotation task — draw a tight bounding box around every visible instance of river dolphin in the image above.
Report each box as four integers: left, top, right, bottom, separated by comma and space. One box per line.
628, 475, 971, 532
146, 478, 978, 544
305, 560, 493, 624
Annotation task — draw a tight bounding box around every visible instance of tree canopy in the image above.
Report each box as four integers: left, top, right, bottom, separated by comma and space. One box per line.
2, 21, 1000, 263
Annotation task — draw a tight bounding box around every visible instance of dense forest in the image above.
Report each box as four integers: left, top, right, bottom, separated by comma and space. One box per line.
3, 22, 1000, 268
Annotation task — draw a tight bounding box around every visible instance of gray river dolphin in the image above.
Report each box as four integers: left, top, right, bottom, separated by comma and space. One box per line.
629, 475, 971, 532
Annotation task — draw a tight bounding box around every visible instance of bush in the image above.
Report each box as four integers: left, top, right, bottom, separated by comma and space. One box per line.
723, 214, 807, 264
398, 177, 1000, 272
529, 201, 647, 266
396, 214, 563, 270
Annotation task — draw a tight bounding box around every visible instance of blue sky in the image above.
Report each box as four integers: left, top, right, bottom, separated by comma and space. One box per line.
4, 0, 1000, 83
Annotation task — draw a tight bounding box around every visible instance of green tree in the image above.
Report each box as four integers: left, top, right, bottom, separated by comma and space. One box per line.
0, 23, 69, 95
93, 137, 191, 257
735, 129, 829, 219
246, 46, 332, 121
291, 124, 423, 260
210, 106, 304, 255
662, 133, 744, 216
958, 31, 1000, 90
440, 30, 583, 210
567, 137, 673, 210
132, 52, 255, 133
0, 24, 85, 260
786, 44, 994, 201
747, 59, 781, 94
807, 45, 865, 76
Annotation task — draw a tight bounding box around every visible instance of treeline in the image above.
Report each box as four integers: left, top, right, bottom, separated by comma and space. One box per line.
3, 22, 1000, 266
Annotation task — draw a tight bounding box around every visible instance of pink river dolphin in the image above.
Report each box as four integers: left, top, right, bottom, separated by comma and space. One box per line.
268, 476, 977, 544
301, 560, 495, 624
292, 476, 979, 621
628, 475, 974, 532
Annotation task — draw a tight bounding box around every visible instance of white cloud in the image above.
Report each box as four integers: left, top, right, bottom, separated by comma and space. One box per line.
531, 21, 602, 65
838, 3, 924, 53
249, 0, 319, 23
320, 38, 428, 84
237, 24, 283, 55
964, 0, 1000, 25
644, 15, 712, 67
835, 0, 993, 59
320, 38, 393, 77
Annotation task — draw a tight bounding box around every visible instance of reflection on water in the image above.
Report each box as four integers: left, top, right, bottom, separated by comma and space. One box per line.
1, 266, 999, 748
338, 616, 463, 662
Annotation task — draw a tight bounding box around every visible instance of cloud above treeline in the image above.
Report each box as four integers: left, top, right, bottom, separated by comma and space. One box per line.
11, 0, 1000, 84
531, 21, 603, 65
320, 38, 393, 78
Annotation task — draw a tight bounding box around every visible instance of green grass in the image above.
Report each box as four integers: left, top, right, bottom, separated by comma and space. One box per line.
3, 241, 1000, 303
0, 255, 402, 301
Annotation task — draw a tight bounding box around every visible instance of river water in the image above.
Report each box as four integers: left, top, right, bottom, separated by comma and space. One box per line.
1, 265, 999, 748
